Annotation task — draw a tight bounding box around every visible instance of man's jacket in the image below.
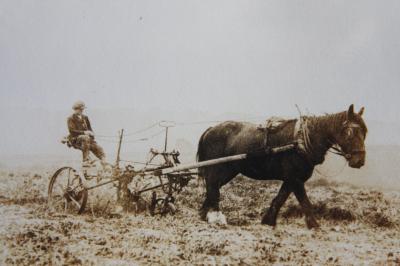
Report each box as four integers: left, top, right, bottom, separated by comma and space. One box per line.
67, 114, 93, 139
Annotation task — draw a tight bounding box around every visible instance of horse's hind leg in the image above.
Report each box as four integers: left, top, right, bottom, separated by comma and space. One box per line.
200, 167, 237, 224
201, 177, 222, 221
291, 180, 319, 229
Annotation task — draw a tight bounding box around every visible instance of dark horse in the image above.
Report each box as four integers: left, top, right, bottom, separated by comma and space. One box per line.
197, 105, 367, 228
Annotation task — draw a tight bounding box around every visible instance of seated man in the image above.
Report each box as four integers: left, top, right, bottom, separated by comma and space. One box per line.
67, 101, 107, 168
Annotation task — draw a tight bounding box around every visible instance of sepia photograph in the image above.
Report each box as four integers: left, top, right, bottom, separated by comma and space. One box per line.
0, 1, 399, 265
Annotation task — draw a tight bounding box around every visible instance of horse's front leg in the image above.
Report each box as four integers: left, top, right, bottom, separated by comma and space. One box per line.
291, 179, 319, 229
262, 181, 291, 226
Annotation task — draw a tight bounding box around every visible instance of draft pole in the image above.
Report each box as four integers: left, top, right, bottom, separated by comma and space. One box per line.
115, 129, 124, 201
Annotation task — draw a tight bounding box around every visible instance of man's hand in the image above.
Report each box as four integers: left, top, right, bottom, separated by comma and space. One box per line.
84, 130, 94, 137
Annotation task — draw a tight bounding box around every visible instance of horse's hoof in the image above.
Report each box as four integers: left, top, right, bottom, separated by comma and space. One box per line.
261, 216, 277, 227
306, 217, 320, 229
199, 209, 208, 221
207, 211, 227, 225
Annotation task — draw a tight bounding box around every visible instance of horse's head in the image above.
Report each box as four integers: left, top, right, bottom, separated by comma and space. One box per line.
334, 104, 368, 168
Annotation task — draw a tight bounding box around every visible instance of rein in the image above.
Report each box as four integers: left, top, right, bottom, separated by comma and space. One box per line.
328, 144, 365, 159
328, 145, 352, 159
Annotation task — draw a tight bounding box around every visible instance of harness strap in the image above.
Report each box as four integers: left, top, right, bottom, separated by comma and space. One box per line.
293, 118, 308, 155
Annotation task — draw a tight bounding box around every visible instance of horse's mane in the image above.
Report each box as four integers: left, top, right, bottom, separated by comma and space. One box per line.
307, 111, 368, 136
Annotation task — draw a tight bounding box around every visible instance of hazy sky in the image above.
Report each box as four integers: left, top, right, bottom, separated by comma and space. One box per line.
1, 1, 400, 159
1, 0, 399, 120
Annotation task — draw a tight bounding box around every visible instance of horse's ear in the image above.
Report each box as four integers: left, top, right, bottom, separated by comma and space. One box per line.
358, 107, 365, 116
347, 104, 355, 120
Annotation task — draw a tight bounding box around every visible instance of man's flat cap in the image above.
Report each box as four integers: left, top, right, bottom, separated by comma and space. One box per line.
72, 101, 86, 110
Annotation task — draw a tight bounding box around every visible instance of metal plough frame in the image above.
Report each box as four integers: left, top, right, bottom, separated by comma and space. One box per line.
48, 126, 298, 215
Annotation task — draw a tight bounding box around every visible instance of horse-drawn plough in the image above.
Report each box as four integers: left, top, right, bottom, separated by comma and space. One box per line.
48, 121, 298, 216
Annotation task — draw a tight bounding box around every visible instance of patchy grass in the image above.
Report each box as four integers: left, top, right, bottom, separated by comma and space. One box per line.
1, 170, 400, 265
282, 202, 356, 222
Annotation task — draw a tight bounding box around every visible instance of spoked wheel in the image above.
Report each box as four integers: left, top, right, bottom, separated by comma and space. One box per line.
48, 167, 88, 214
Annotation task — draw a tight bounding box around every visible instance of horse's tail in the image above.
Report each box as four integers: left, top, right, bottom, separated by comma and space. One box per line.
197, 127, 213, 178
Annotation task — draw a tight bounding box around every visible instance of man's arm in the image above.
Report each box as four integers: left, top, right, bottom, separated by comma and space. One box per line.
83, 116, 94, 137
85, 116, 93, 132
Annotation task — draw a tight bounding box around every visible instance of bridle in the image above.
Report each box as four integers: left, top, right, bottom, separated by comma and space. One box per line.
328, 121, 366, 160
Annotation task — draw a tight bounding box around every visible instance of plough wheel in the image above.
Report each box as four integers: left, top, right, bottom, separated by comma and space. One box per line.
150, 192, 176, 216
48, 167, 88, 214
